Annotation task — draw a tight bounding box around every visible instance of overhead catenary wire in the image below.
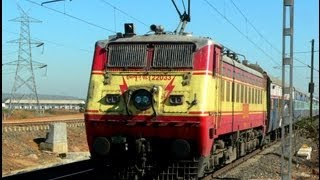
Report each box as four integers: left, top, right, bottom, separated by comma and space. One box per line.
229, 0, 319, 73
203, 0, 281, 67
230, 0, 282, 54
294, 50, 319, 54
3, 30, 91, 53
25, 0, 116, 33
99, 0, 149, 28
294, 57, 319, 72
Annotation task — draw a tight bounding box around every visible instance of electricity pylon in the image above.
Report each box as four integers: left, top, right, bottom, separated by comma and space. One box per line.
6, 4, 47, 117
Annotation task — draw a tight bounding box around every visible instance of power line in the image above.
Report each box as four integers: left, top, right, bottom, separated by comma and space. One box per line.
294, 57, 319, 72
203, 0, 281, 66
294, 50, 319, 54
25, 0, 116, 33
3, 30, 91, 53
229, 0, 318, 74
230, 0, 281, 54
99, 0, 149, 28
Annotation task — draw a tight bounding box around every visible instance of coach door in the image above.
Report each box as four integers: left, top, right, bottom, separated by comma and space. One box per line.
214, 45, 222, 129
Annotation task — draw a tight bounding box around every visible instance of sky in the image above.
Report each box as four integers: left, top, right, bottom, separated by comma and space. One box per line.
2, 0, 319, 99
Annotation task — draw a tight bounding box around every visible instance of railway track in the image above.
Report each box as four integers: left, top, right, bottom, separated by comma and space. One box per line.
2, 118, 85, 133
2, 113, 84, 124
2, 140, 281, 180
3, 118, 84, 125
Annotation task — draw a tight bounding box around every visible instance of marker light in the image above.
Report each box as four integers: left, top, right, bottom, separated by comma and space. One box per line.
169, 95, 184, 105
105, 94, 120, 104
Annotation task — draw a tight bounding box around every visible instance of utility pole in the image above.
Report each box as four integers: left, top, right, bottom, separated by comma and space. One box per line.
309, 39, 314, 118
281, 0, 294, 179
6, 4, 46, 117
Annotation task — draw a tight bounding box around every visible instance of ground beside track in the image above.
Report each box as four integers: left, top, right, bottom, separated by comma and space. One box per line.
216, 120, 319, 179
2, 114, 89, 176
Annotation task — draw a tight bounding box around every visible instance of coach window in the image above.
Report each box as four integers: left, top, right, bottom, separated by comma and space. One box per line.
226, 81, 230, 102
221, 80, 225, 101
240, 85, 243, 103
251, 88, 254, 104
256, 89, 259, 104
248, 88, 250, 104
248, 87, 250, 104
256, 89, 258, 104
258, 89, 261, 104
259, 90, 262, 104
241, 85, 244, 103
236, 83, 240, 102
252, 88, 255, 104
254, 88, 257, 104
258, 90, 261, 104
245, 86, 248, 103
252, 88, 254, 104
253, 89, 256, 104
227, 69, 232, 78
233, 82, 236, 102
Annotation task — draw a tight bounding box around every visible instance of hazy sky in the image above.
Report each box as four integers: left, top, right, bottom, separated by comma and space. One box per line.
2, 0, 319, 99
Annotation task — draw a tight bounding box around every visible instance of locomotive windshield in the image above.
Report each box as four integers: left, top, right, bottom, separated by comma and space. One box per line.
107, 43, 194, 68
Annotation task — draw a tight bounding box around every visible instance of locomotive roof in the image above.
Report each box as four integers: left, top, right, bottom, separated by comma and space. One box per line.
222, 55, 264, 78
104, 33, 221, 49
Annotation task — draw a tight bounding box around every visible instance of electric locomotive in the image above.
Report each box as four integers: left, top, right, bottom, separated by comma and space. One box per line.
84, 21, 270, 179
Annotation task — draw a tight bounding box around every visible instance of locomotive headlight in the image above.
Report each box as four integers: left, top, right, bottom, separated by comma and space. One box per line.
169, 95, 184, 105
142, 96, 150, 103
131, 89, 152, 110
135, 96, 142, 103
105, 94, 120, 104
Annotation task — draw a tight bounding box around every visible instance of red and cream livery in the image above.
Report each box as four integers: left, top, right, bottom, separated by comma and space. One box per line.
85, 24, 268, 179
